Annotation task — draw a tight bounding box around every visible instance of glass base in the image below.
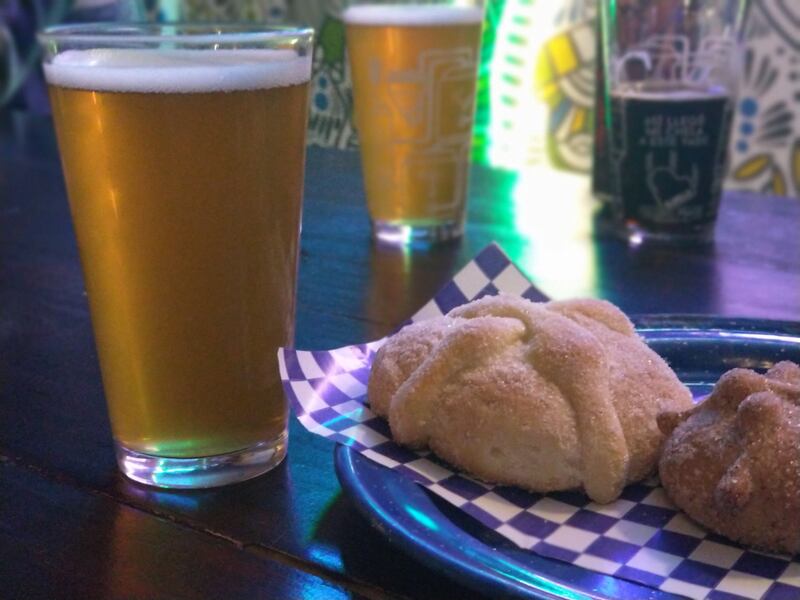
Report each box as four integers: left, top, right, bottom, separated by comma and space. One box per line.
115, 430, 287, 489
617, 220, 715, 246
372, 219, 463, 247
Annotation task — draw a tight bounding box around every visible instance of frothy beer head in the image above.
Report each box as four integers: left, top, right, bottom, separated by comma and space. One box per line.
614, 83, 730, 101
342, 4, 483, 26
44, 49, 312, 93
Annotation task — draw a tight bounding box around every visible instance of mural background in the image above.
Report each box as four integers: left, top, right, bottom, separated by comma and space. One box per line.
475, 0, 799, 199
296, 0, 800, 198
726, 0, 800, 197
2, 0, 798, 197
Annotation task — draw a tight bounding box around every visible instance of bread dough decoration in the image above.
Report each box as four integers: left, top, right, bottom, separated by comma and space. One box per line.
369, 294, 692, 503
659, 361, 800, 554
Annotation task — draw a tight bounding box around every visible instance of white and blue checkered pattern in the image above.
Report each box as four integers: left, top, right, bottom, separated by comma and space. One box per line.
279, 243, 800, 600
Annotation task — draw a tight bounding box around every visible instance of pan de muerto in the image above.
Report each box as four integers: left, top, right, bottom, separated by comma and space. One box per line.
658, 361, 800, 554
369, 294, 692, 503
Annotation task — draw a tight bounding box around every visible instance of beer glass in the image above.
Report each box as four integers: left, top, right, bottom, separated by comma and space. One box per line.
39, 24, 313, 488
600, 0, 748, 243
343, 0, 484, 245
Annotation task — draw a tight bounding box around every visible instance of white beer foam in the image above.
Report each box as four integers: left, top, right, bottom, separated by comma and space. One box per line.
613, 86, 730, 100
342, 4, 483, 26
44, 49, 311, 93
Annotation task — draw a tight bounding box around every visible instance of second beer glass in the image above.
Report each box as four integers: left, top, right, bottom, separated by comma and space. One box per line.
344, 1, 484, 245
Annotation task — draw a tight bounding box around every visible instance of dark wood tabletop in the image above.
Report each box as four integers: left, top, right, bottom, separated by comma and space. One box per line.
2, 111, 799, 600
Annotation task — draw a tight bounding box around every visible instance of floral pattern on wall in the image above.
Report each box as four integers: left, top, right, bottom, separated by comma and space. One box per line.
290, 0, 356, 150
726, 0, 800, 197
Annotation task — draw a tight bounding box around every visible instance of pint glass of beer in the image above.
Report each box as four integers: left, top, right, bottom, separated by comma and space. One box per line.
39, 24, 313, 488
343, 1, 484, 245
600, 0, 748, 243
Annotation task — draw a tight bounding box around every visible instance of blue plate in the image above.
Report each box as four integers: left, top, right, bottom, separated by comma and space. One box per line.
334, 317, 800, 600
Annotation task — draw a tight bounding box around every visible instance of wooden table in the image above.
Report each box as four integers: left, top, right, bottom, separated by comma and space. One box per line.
2, 111, 799, 600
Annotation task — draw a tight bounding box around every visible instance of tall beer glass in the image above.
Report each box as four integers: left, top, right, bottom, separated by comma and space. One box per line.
343, 1, 484, 245
39, 24, 313, 488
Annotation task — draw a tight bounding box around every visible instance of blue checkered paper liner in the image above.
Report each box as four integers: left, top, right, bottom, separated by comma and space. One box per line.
279, 243, 800, 600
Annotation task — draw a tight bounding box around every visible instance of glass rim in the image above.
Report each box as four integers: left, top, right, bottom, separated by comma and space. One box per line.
38, 22, 314, 46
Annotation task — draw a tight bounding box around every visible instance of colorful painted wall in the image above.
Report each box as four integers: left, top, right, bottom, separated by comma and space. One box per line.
727, 0, 800, 197
4, 0, 798, 197
484, 0, 800, 197
300, 0, 800, 197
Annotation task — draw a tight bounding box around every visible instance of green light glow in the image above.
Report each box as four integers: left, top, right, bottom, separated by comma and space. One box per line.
488, 0, 563, 169
601, 0, 615, 134
482, 0, 597, 173
509, 166, 598, 298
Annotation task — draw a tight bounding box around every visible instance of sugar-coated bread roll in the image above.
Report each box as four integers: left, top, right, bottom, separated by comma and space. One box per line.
658, 361, 800, 554
369, 294, 692, 503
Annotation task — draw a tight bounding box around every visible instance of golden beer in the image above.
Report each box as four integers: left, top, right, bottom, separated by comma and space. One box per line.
45, 48, 310, 463
344, 5, 483, 241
